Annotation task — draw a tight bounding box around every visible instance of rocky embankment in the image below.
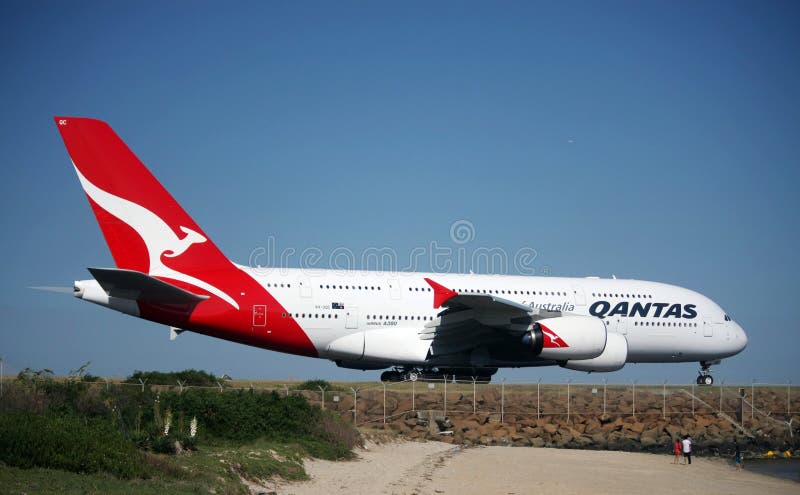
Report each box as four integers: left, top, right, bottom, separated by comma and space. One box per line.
331, 387, 799, 456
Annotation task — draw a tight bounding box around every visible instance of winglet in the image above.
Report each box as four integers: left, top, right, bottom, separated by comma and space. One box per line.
424, 278, 458, 308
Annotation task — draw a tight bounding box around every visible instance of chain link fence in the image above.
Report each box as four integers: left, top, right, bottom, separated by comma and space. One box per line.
3, 376, 791, 428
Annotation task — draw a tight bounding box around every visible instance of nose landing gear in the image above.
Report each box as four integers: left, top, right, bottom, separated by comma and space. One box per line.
696, 360, 719, 386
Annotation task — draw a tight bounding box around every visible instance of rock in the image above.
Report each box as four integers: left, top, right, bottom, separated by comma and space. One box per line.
640, 434, 658, 448
543, 423, 558, 434
463, 429, 481, 442
663, 424, 681, 438
584, 418, 601, 434
695, 416, 712, 428
531, 437, 545, 447
556, 430, 574, 446
590, 432, 608, 447
627, 422, 646, 434
602, 417, 625, 432
453, 417, 481, 432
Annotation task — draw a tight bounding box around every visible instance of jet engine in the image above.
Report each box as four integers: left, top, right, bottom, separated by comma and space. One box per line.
521, 315, 607, 360
561, 331, 628, 372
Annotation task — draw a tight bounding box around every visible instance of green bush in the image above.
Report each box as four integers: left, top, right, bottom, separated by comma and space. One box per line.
125, 369, 219, 387
0, 413, 148, 478
291, 379, 339, 391
158, 389, 360, 458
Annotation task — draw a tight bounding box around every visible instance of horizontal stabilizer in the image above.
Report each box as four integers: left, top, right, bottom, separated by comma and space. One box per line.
88, 267, 210, 304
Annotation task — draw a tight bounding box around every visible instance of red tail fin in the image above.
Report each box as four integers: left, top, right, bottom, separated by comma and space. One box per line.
54, 116, 238, 308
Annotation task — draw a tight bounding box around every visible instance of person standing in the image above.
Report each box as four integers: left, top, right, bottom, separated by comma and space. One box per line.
733, 439, 743, 471
681, 435, 693, 465
673, 438, 682, 464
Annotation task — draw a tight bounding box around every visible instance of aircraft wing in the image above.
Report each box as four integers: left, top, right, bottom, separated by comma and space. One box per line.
420, 278, 564, 356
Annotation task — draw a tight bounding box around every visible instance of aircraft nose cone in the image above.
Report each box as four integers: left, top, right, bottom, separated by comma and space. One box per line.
732, 322, 748, 354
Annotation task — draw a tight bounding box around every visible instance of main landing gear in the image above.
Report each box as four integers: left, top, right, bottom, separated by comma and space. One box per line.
696, 360, 719, 386
380, 367, 497, 383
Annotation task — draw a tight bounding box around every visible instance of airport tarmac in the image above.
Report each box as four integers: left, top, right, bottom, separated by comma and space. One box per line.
270, 440, 798, 495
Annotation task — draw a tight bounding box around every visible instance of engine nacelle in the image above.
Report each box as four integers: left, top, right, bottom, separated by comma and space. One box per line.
522, 315, 607, 360
561, 332, 628, 372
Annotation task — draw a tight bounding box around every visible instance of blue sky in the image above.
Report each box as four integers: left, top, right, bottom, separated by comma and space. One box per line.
1, 1, 798, 384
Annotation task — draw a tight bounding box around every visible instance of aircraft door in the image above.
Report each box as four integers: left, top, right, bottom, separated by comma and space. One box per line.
703, 317, 713, 337
571, 285, 587, 306
345, 308, 359, 329
389, 279, 401, 300
616, 317, 628, 335
252, 305, 267, 327
298, 276, 312, 298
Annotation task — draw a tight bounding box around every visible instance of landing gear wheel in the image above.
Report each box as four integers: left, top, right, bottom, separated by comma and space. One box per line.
407, 372, 418, 382
697, 360, 717, 386
381, 370, 402, 382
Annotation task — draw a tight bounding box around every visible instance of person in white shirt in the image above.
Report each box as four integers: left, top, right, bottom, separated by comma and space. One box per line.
681, 435, 693, 465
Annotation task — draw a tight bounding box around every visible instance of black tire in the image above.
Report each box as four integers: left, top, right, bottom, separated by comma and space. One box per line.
381, 371, 401, 382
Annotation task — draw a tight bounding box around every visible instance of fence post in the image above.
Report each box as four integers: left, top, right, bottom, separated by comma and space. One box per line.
632, 380, 636, 419
105, 378, 110, 393
603, 379, 607, 417
788, 380, 791, 416
412, 378, 415, 412
691, 381, 695, 417
719, 380, 724, 414
537, 378, 541, 420
283, 384, 289, 397
567, 379, 571, 422
351, 387, 359, 425
663, 380, 667, 419
217, 381, 224, 392
383, 382, 386, 424
443, 376, 447, 417
139, 378, 147, 393
501, 378, 505, 424
177, 380, 185, 394
751, 380, 755, 421
318, 385, 327, 410
472, 377, 477, 415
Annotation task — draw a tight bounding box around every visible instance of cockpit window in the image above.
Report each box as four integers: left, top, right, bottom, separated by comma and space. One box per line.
724, 314, 731, 321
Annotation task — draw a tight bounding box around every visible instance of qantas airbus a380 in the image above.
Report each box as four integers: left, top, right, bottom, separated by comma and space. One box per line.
53, 117, 747, 384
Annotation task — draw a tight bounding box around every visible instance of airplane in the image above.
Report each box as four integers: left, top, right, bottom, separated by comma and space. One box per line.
52, 116, 747, 385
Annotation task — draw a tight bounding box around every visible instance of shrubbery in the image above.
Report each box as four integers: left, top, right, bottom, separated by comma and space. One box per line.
124, 369, 219, 387
0, 368, 361, 479
0, 413, 148, 479
291, 379, 340, 391
159, 389, 360, 458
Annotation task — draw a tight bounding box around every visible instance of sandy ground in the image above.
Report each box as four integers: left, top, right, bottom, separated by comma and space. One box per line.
267, 441, 798, 495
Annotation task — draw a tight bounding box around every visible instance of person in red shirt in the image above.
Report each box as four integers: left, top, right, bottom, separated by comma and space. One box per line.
673, 438, 682, 464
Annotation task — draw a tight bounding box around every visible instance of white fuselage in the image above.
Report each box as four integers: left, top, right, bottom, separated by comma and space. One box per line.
239, 267, 747, 369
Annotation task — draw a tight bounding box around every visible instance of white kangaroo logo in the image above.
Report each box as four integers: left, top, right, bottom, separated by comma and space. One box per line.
73, 163, 239, 309
541, 326, 567, 348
